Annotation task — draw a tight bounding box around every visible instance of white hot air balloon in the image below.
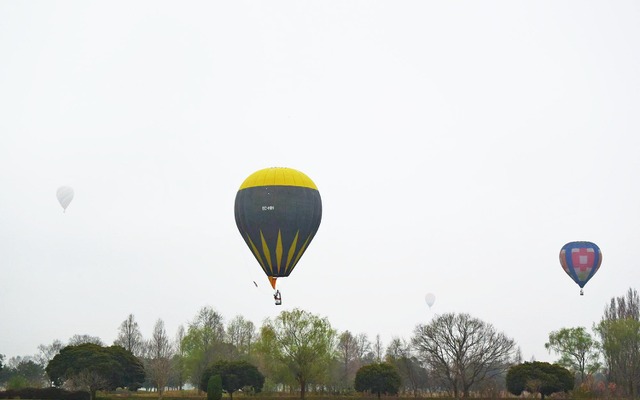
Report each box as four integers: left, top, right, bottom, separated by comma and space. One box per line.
56, 186, 74, 212
425, 293, 436, 310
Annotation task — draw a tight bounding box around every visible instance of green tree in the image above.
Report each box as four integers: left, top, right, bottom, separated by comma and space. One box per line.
412, 312, 517, 398
595, 317, 640, 397
207, 374, 222, 400
107, 345, 146, 390
354, 363, 401, 399
0, 356, 47, 388
200, 360, 264, 399
594, 287, 640, 397
0, 354, 6, 386
181, 307, 228, 389
545, 326, 600, 382
506, 361, 574, 400
46, 343, 145, 400
6, 375, 29, 390
14, 358, 47, 387
256, 308, 336, 399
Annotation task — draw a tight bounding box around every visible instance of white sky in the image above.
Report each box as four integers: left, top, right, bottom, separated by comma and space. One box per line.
1, 1, 639, 363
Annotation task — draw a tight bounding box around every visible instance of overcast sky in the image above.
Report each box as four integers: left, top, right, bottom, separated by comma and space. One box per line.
1, 1, 639, 364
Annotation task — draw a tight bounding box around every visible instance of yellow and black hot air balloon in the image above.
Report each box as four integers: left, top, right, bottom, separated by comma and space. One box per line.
234, 167, 322, 303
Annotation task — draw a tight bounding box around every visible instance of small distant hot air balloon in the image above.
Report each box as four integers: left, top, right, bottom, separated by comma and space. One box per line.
234, 167, 322, 305
559, 241, 602, 296
425, 293, 436, 310
56, 186, 74, 213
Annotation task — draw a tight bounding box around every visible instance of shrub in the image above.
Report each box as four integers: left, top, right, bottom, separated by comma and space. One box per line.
207, 375, 222, 400
354, 363, 401, 398
0, 387, 90, 400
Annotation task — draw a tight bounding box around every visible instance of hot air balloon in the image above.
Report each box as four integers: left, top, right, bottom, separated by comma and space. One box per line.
234, 167, 322, 305
559, 241, 602, 295
56, 186, 74, 212
425, 293, 436, 309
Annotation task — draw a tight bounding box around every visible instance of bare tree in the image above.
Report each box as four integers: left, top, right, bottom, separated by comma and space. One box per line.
68, 334, 103, 346
372, 334, 384, 363
331, 332, 372, 392
226, 315, 256, 358
147, 319, 174, 399
514, 347, 523, 364
114, 314, 144, 357
37, 339, 65, 386
603, 287, 640, 321
175, 325, 186, 355
67, 369, 109, 400
336, 330, 360, 390
193, 307, 226, 345
355, 333, 372, 362
172, 324, 186, 390
386, 337, 427, 396
412, 313, 517, 398
36, 340, 64, 367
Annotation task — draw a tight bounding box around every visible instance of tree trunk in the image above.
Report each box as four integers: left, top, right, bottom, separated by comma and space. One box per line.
463, 382, 472, 398
299, 379, 306, 399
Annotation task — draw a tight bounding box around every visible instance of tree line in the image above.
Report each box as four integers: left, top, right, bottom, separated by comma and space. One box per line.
1, 287, 638, 398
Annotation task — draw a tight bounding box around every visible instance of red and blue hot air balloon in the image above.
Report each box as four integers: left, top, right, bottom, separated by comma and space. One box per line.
559, 241, 602, 295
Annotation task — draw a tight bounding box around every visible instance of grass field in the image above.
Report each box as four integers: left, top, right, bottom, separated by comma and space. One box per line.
94, 390, 452, 400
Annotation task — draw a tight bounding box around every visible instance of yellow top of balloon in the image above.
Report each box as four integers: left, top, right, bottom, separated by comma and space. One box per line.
239, 167, 318, 190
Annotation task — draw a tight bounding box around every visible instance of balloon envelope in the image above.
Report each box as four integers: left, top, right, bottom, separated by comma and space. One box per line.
234, 167, 322, 289
425, 293, 436, 309
559, 241, 602, 290
56, 186, 74, 212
